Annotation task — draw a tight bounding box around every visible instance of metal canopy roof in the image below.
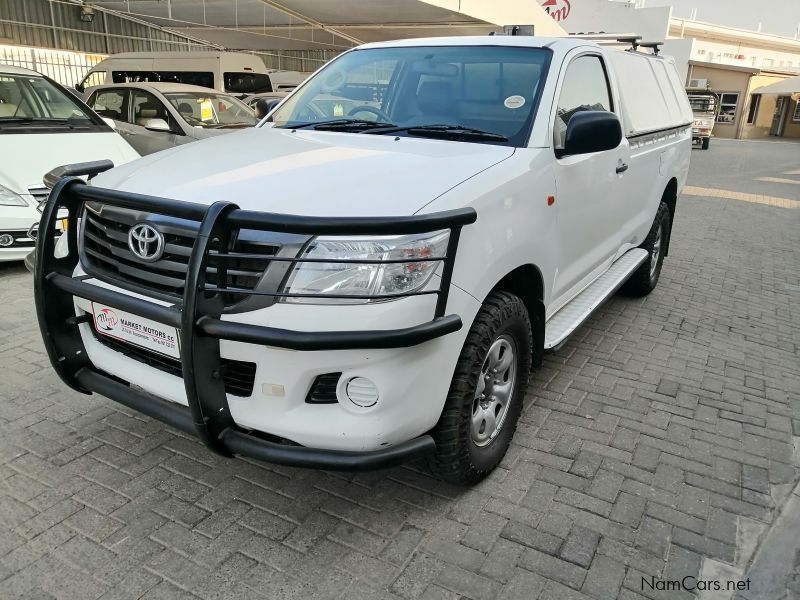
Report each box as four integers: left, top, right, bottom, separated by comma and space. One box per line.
88, 0, 566, 51
752, 76, 800, 95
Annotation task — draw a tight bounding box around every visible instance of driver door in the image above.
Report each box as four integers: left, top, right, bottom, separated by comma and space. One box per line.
551, 53, 628, 305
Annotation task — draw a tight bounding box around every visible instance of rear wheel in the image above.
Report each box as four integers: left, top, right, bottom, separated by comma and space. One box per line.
621, 201, 670, 297
428, 291, 532, 485
701, 137, 710, 150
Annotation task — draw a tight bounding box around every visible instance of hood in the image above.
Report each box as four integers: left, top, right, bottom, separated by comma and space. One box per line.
91, 127, 515, 216
0, 131, 139, 195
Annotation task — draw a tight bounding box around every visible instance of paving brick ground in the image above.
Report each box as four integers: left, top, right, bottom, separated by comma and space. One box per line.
1, 138, 799, 600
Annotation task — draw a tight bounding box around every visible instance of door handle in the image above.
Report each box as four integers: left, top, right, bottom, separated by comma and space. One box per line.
616, 162, 629, 174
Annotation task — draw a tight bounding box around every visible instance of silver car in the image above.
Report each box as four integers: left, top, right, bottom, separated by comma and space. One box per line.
85, 82, 258, 156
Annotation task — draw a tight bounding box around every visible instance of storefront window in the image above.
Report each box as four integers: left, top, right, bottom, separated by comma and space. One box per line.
717, 93, 739, 124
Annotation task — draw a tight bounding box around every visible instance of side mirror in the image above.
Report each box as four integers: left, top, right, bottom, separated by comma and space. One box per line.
558, 111, 622, 158
75, 83, 84, 94
144, 118, 171, 132
101, 117, 116, 130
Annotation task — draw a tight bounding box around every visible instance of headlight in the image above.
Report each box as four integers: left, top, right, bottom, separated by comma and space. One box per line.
282, 230, 449, 304
0, 185, 28, 207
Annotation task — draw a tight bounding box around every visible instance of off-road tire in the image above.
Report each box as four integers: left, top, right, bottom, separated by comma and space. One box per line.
621, 201, 670, 297
701, 137, 710, 150
428, 291, 532, 485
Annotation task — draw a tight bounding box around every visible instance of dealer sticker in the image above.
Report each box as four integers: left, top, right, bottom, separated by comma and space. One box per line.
92, 303, 180, 359
504, 95, 526, 109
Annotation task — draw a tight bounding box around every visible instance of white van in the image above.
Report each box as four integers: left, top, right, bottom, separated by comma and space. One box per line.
36, 36, 691, 484
0, 65, 139, 262
76, 51, 275, 96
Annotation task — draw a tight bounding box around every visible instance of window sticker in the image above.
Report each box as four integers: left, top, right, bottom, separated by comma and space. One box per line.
199, 99, 213, 121
504, 95, 526, 109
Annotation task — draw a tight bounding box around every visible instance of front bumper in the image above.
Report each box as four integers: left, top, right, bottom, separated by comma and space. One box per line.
34, 168, 477, 470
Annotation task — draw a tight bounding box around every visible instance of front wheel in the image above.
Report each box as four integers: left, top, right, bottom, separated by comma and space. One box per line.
621, 201, 670, 297
428, 291, 532, 485
701, 137, 710, 150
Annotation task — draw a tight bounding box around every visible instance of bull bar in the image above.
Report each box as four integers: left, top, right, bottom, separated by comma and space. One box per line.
33, 161, 477, 470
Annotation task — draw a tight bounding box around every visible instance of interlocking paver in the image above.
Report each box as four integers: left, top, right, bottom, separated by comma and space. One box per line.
0, 139, 798, 598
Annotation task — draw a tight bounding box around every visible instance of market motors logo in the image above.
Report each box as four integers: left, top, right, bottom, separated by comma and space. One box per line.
542, 0, 571, 22
95, 308, 119, 332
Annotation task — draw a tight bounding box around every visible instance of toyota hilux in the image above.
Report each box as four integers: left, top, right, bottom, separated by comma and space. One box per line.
34, 35, 691, 484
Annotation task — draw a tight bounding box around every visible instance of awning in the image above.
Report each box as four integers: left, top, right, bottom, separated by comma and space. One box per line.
752, 75, 800, 95
89, 0, 566, 52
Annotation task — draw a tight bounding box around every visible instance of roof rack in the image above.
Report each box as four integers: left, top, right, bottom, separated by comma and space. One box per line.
638, 41, 664, 55
616, 35, 643, 51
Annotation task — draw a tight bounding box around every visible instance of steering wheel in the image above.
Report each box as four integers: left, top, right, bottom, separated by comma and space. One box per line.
347, 105, 391, 122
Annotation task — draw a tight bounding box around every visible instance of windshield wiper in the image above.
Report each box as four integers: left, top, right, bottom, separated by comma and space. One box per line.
284, 118, 396, 131
364, 124, 508, 142
0, 117, 72, 124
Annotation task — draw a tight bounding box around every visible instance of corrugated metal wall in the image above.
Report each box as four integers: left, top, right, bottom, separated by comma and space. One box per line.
0, 0, 214, 54
256, 49, 341, 72
0, 0, 340, 76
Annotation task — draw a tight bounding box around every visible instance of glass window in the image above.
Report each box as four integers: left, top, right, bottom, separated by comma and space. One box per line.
112, 71, 215, 89
717, 93, 739, 124
746, 94, 761, 124
224, 72, 272, 94
89, 89, 127, 121
269, 46, 551, 147
793, 100, 800, 123
130, 90, 170, 127
0, 75, 100, 131
80, 70, 106, 90
163, 92, 257, 128
554, 55, 612, 149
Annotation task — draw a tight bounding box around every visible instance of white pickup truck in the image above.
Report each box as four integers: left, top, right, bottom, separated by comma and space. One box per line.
34, 36, 691, 484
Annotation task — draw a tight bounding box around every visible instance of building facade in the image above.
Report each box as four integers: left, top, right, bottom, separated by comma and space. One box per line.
539, 0, 800, 139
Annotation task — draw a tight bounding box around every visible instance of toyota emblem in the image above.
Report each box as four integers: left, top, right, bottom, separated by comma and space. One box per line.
128, 223, 165, 262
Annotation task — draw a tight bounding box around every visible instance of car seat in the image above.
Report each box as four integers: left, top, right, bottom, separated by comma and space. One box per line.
408, 81, 459, 126
135, 100, 167, 126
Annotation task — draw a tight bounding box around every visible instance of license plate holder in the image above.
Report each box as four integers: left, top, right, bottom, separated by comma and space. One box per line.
91, 302, 181, 359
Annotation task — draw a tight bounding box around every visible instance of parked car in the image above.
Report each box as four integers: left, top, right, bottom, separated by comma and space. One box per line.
0, 65, 138, 262
34, 36, 691, 484
85, 82, 258, 156
76, 51, 274, 95
687, 89, 718, 149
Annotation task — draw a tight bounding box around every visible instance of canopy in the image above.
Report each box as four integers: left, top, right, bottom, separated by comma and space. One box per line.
752, 76, 800, 95
90, 0, 566, 52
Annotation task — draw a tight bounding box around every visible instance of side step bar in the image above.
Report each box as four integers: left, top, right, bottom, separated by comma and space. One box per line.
544, 249, 649, 349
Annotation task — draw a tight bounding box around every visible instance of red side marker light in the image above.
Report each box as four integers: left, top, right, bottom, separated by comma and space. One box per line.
547, 195, 555, 206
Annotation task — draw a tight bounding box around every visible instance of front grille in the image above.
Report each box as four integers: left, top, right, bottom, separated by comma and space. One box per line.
305, 373, 341, 404
0, 230, 35, 249
88, 319, 257, 397
80, 206, 279, 304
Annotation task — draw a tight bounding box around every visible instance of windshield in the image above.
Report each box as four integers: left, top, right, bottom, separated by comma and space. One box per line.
163, 92, 258, 128
268, 45, 551, 146
0, 74, 104, 132
688, 94, 717, 114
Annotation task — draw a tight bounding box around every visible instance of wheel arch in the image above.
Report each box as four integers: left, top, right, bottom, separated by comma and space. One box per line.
488, 263, 546, 368
661, 177, 678, 256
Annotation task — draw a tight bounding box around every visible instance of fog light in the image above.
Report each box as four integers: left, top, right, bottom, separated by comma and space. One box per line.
0, 234, 13, 247
345, 377, 379, 407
